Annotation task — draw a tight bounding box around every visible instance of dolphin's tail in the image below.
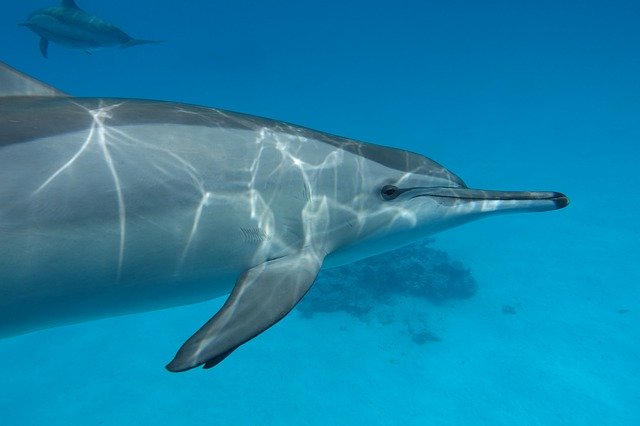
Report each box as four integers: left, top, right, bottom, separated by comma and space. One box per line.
121, 39, 164, 49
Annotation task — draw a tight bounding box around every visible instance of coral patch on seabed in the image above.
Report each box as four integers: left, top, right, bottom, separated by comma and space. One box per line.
502, 304, 517, 315
297, 239, 477, 343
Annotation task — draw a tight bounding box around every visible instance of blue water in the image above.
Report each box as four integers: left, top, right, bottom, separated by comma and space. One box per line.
1, 1, 639, 424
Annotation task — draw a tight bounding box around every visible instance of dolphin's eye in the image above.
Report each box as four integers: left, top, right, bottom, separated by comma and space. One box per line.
381, 185, 399, 200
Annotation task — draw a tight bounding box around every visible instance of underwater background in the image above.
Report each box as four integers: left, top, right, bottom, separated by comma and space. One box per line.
1, 0, 638, 424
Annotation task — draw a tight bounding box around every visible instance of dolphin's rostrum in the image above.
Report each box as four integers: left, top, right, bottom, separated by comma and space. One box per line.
0, 62, 568, 372
20, 0, 160, 58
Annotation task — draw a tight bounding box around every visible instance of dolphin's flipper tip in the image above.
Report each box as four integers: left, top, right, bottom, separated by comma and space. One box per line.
553, 193, 570, 209
39, 37, 49, 58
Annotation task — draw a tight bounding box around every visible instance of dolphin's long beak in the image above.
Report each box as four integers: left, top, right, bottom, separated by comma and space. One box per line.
407, 187, 569, 213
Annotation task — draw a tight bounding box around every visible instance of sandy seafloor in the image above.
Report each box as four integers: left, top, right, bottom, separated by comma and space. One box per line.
1, 1, 639, 425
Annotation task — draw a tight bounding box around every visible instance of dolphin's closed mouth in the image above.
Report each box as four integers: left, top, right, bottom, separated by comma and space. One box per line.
408, 188, 569, 210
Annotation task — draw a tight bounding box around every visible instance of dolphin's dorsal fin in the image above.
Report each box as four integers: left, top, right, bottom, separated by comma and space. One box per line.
166, 247, 325, 371
0, 62, 67, 97
62, 0, 79, 8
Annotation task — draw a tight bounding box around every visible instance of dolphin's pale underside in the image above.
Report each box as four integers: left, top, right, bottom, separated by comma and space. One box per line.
0, 62, 569, 372
20, 0, 159, 58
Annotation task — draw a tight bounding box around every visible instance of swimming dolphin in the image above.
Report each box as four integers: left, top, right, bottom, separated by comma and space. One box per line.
0, 62, 568, 372
20, 0, 159, 58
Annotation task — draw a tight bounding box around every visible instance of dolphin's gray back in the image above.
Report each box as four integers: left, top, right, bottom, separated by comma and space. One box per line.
0, 59, 461, 182
0, 95, 464, 185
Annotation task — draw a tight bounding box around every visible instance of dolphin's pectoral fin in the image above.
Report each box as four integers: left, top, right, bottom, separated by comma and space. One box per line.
166, 247, 324, 372
39, 37, 49, 58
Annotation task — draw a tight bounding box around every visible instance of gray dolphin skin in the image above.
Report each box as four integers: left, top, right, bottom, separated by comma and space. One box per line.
20, 0, 159, 58
0, 62, 568, 372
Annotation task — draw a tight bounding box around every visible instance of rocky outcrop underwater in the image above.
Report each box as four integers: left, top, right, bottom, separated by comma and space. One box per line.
297, 239, 477, 344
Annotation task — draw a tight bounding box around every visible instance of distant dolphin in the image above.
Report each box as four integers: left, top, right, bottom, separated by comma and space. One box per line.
20, 0, 159, 58
0, 62, 568, 372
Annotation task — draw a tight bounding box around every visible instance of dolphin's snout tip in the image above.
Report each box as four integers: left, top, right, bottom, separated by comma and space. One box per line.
551, 192, 570, 209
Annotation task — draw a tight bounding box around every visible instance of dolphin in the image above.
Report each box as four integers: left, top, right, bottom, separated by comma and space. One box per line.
0, 62, 568, 372
20, 0, 159, 58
